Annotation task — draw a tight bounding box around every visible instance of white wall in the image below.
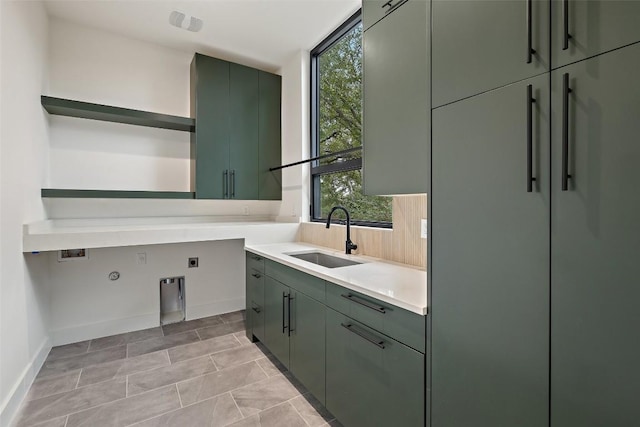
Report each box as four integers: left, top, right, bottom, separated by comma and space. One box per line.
277, 50, 310, 222
48, 239, 246, 345
0, 1, 52, 425
48, 17, 193, 192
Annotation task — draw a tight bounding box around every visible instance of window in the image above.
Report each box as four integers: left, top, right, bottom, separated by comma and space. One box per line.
310, 11, 392, 227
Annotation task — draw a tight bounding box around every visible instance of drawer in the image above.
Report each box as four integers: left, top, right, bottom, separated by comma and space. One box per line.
326, 308, 424, 427
326, 281, 425, 353
265, 260, 325, 303
246, 251, 265, 273
363, 0, 409, 31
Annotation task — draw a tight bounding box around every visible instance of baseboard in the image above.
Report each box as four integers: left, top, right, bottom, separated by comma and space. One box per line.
1, 336, 51, 427
187, 297, 245, 320
51, 312, 159, 346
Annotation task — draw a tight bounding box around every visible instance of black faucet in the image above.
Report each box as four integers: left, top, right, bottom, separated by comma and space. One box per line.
326, 206, 358, 255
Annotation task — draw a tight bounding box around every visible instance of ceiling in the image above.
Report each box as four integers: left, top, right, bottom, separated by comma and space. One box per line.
43, 0, 360, 73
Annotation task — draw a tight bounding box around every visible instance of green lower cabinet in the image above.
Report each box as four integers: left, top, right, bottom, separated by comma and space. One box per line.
326, 308, 424, 427
263, 276, 290, 369
289, 291, 326, 404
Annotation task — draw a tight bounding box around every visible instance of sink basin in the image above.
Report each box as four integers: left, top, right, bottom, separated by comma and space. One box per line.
288, 251, 362, 268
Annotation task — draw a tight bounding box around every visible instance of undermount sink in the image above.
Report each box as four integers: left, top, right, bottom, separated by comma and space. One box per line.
287, 251, 362, 269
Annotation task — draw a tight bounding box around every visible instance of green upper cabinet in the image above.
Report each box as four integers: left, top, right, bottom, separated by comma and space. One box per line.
362, 0, 430, 195
551, 0, 640, 69
550, 44, 640, 427
362, 0, 408, 31
432, 0, 550, 108
229, 63, 259, 200
258, 71, 282, 200
191, 54, 230, 199
431, 74, 550, 427
190, 53, 282, 200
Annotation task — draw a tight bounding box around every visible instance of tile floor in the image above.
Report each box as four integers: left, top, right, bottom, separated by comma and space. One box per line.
14, 311, 343, 427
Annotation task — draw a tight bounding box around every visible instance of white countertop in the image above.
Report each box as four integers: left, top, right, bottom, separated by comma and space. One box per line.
245, 242, 428, 315
23, 216, 299, 252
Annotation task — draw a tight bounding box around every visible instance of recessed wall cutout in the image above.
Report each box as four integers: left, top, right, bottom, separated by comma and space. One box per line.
188, 257, 198, 268
58, 249, 88, 262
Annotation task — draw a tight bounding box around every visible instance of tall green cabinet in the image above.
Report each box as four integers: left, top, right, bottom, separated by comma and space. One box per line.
431, 74, 551, 427
427, 1, 640, 426
550, 43, 640, 427
190, 53, 281, 200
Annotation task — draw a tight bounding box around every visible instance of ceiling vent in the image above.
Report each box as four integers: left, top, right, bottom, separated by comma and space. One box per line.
169, 11, 203, 32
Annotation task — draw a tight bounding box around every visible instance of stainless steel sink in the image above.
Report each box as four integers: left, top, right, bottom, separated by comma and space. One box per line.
288, 251, 362, 268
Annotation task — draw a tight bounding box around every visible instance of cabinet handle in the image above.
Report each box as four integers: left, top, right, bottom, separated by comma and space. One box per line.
562, 73, 573, 191
223, 170, 229, 199
341, 323, 385, 349
251, 255, 262, 261
526, 0, 536, 63
282, 292, 288, 333
527, 84, 537, 192
251, 272, 261, 279
562, 0, 572, 50
230, 170, 235, 198
341, 293, 386, 314
287, 294, 294, 337
252, 305, 261, 314
381, 0, 405, 13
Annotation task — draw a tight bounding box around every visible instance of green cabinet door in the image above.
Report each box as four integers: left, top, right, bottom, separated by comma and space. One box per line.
550, 44, 640, 427
326, 309, 424, 427
362, 0, 407, 31
258, 71, 282, 200
263, 276, 290, 369
190, 54, 230, 199
551, 0, 640, 69
432, 0, 550, 107
362, 0, 429, 195
289, 291, 326, 404
229, 63, 259, 200
431, 74, 550, 427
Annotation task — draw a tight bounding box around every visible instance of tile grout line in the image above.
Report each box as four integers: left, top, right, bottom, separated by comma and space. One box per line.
288, 399, 313, 427
63, 414, 69, 427
125, 375, 129, 398
175, 383, 184, 408
74, 369, 82, 390
229, 391, 246, 419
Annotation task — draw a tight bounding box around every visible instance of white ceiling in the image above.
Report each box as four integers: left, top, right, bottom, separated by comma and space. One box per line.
43, 0, 360, 73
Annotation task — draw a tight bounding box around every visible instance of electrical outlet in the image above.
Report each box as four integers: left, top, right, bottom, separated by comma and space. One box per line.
188, 257, 199, 268
136, 252, 146, 265
243, 205, 250, 216
420, 219, 428, 239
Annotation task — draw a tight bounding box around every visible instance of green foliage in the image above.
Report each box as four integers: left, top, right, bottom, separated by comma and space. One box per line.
317, 22, 392, 223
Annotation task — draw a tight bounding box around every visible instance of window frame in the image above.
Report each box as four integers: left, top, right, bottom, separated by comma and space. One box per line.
309, 10, 392, 229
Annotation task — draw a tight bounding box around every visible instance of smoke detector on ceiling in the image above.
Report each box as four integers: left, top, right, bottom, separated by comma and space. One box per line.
169, 11, 203, 32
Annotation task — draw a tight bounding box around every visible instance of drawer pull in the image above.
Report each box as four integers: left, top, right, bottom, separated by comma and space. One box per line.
382, 0, 405, 13
251, 273, 262, 279
341, 293, 387, 314
341, 323, 385, 349
252, 306, 261, 314
250, 255, 262, 261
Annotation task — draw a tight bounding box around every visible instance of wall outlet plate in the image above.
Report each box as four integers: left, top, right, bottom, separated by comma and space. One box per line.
136, 252, 147, 265
188, 257, 198, 268
421, 219, 428, 239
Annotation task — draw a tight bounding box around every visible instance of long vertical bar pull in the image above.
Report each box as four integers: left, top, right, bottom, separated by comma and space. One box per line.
527, 84, 537, 192
562, 0, 571, 50
562, 73, 572, 191
223, 170, 229, 199
526, 0, 536, 63
282, 292, 287, 333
